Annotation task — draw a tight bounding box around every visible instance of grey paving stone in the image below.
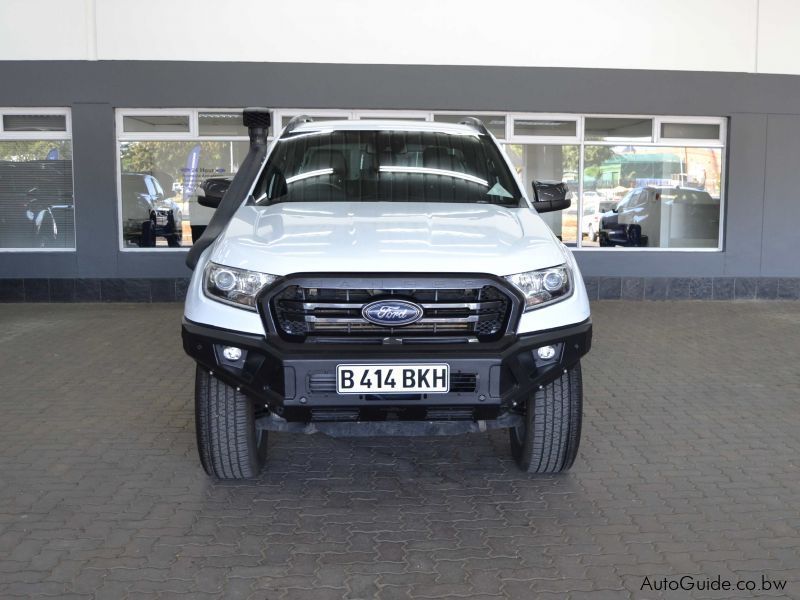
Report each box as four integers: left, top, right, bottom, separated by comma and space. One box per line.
176, 278, 190, 301
49, 278, 76, 302
0, 278, 24, 302
712, 278, 735, 300
598, 277, 621, 300
621, 278, 644, 300
150, 278, 177, 302
74, 279, 101, 302
583, 277, 599, 301
23, 278, 50, 302
0, 302, 798, 599
667, 278, 712, 300
644, 278, 668, 300
757, 278, 779, 300
734, 278, 757, 299
777, 278, 800, 300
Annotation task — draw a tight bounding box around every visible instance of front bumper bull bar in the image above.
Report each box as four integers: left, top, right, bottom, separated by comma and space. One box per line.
182, 317, 592, 428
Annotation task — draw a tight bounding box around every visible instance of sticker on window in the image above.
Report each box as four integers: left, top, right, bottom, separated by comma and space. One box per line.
487, 182, 513, 198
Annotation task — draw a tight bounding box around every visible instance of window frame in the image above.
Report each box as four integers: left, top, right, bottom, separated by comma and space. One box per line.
353, 110, 431, 121
0, 107, 75, 253
431, 111, 508, 141
0, 107, 71, 140
582, 115, 655, 143
501, 112, 726, 251
508, 114, 581, 145
272, 109, 352, 139
654, 115, 727, 146
115, 108, 251, 252
112, 108, 727, 253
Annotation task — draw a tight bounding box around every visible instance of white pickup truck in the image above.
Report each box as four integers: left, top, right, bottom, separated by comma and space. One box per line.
182, 109, 592, 479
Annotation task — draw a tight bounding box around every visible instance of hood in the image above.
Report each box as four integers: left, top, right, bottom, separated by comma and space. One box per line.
211, 202, 567, 276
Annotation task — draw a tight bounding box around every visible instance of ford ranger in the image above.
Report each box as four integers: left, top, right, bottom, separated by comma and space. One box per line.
182, 109, 592, 479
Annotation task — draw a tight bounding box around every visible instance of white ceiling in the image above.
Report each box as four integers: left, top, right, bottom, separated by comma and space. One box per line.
1, 0, 799, 75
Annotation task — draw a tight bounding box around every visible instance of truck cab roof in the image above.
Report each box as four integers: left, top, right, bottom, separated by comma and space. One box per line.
285, 119, 483, 137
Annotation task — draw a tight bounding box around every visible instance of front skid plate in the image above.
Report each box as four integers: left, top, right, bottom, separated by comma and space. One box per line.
256, 412, 523, 437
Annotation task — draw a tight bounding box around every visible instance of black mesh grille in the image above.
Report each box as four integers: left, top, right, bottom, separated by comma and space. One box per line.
269, 283, 512, 343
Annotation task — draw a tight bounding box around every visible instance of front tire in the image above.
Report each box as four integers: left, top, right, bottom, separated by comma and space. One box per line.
195, 366, 267, 479
509, 362, 582, 473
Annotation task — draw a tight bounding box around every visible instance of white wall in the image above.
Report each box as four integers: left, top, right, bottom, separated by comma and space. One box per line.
1, 0, 799, 75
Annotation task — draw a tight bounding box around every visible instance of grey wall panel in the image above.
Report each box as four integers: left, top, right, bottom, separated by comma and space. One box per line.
117, 251, 189, 278
0, 61, 799, 116
72, 103, 119, 277
0, 61, 797, 278
0, 253, 78, 278
722, 114, 767, 276
572, 250, 725, 278
762, 115, 800, 276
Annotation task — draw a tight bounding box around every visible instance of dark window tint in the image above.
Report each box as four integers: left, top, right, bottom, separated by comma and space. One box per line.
585, 118, 652, 141
198, 112, 247, 137
513, 119, 576, 137
3, 114, 67, 132
254, 129, 523, 206
660, 122, 720, 140
122, 115, 190, 133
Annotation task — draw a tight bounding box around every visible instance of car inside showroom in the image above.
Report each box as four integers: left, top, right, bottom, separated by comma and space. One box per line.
0, 1, 799, 598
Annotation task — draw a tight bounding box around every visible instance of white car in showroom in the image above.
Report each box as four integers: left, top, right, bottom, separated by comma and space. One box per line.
581, 191, 616, 242
182, 110, 592, 479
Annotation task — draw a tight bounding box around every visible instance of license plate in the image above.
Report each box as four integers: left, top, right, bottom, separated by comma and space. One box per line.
336, 364, 449, 394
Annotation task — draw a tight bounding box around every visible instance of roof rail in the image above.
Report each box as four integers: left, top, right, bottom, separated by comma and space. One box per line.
282, 115, 314, 136
458, 117, 490, 136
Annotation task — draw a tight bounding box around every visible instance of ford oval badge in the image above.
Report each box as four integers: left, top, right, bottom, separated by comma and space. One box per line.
362, 299, 424, 327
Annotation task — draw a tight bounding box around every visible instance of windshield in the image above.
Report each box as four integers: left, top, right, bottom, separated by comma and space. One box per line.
253, 129, 524, 207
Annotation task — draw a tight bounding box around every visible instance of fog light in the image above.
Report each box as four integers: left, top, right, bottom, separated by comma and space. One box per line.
537, 345, 556, 360
222, 346, 242, 361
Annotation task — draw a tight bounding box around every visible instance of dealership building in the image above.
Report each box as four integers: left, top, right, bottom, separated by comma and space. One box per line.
1, 0, 799, 301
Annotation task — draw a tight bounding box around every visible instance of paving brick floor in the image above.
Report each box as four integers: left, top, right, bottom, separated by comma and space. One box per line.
0, 302, 799, 599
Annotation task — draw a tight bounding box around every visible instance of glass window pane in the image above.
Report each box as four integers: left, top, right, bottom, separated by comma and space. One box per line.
3, 114, 66, 132
0, 141, 74, 248
585, 117, 653, 142
119, 140, 248, 248
660, 122, 721, 140
356, 115, 427, 121
122, 115, 190, 133
279, 115, 349, 129
433, 114, 507, 139
256, 130, 523, 207
503, 143, 578, 244
513, 119, 576, 138
198, 112, 247, 137
581, 145, 721, 248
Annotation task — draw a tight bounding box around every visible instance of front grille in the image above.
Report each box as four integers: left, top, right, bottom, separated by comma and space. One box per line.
308, 372, 478, 393
269, 283, 513, 343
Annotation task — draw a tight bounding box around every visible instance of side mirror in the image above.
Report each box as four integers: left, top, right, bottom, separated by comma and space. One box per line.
196, 177, 232, 209
531, 180, 571, 213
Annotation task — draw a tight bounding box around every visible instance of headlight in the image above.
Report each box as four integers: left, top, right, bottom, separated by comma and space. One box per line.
204, 262, 277, 310
505, 264, 572, 311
